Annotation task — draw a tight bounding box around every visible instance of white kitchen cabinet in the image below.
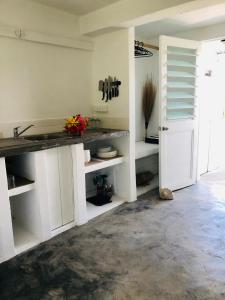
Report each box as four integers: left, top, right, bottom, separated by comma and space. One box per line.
45, 146, 74, 231
0, 134, 131, 263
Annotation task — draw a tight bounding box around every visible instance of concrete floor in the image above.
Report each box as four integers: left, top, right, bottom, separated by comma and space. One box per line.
1, 171, 225, 299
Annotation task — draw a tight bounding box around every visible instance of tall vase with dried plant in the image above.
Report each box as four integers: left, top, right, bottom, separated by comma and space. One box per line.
142, 78, 157, 142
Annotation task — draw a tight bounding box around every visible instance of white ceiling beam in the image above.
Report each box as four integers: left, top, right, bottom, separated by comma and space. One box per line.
175, 21, 225, 41
79, 0, 225, 36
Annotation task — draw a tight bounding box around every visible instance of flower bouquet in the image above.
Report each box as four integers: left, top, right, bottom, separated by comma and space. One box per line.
65, 115, 89, 135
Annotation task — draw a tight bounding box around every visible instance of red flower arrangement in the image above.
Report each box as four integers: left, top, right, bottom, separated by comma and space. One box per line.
65, 115, 89, 135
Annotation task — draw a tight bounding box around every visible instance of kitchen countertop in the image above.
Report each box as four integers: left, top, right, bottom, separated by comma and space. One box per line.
0, 129, 129, 158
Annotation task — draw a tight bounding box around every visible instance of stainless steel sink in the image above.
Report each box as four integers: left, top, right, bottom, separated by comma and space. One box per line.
23, 129, 111, 142
24, 132, 69, 141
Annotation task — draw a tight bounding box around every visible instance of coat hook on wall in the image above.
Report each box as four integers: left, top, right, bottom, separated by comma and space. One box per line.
14, 28, 23, 39
98, 76, 121, 102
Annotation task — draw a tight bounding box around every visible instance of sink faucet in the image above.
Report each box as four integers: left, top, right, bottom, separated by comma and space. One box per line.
13, 124, 34, 138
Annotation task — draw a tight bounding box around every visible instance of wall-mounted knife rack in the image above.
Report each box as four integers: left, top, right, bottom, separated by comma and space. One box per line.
98, 76, 121, 102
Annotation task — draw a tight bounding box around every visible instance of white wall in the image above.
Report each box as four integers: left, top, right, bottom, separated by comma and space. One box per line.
135, 47, 159, 141
0, 38, 92, 121
0, 0, 80, 39
92, 29, 130, 129
0, 0, 93, 137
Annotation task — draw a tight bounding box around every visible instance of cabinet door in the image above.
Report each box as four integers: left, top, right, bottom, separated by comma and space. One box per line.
45, 148, 62, 230
58, 146, 74, 225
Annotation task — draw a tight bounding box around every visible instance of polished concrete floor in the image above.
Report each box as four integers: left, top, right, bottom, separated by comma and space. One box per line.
1, 171, 225, 299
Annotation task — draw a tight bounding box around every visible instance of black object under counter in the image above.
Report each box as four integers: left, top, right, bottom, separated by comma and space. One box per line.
0, 129, 129, 158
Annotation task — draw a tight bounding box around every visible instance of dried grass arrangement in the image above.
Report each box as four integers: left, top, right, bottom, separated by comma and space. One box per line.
142, 78, 157, 139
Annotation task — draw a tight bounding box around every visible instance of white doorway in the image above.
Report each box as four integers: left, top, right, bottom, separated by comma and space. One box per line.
134, 5, 225, 192
198, 39, 225, 176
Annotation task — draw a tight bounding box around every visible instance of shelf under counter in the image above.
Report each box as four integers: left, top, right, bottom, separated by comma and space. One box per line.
137, 175, 159, 197
86, 195, 125, 220
85, 156, 124, 174
13, 221, 40, 254
135, 141, 159, 160
8, 176, 35, 197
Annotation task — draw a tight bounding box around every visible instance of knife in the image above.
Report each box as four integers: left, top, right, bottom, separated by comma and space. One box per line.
114, 78, 121, 97
108, 76, 113, 100
117, 80, 121, 97
99, 80, 104, 100
114, 77, 117, 97
104, 78, 108, 102
112, 80, 115, 98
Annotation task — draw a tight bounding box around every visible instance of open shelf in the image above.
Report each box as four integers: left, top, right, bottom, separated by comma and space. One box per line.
6, 154, 35, 197
13, 221, 39, 254
135, 141, 159, 159
137, 175, 159, 197
85, 156, 124, 174
86, 195, 124, 220
8, 177, 35, 197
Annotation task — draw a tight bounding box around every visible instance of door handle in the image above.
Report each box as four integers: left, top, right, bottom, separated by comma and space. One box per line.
159, 126, 169, 131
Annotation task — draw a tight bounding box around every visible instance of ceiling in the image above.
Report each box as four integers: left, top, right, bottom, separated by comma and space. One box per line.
31, 0, 121, 16
136, 3, 225, 40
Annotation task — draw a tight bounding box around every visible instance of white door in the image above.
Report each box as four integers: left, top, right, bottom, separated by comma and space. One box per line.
159, 35, 200, 191
45, 146, 74, 230
45, 148, 62, 230
58, 146, 74, 225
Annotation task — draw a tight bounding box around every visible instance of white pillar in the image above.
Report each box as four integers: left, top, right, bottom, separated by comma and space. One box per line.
0, 158, 15, 263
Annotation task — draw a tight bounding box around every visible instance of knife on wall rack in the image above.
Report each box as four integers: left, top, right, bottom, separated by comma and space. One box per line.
98, 76, 121, 102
